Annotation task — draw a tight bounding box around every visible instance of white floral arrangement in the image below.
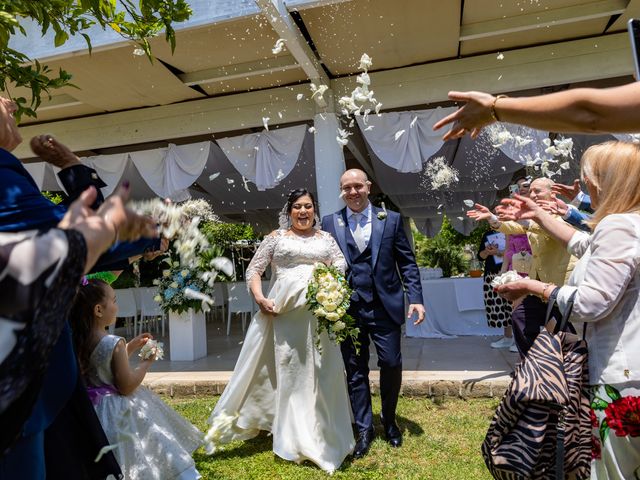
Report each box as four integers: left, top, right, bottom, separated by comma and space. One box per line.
305, 263, 360, 353
131, 198, 234, 313
490, 270, 522, 288
138, 339, 164, 361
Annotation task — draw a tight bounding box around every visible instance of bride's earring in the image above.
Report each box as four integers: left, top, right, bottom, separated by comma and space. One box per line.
313, 213, 321, 228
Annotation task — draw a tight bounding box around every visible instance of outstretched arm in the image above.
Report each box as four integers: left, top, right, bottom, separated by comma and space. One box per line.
433, 83, 640, 140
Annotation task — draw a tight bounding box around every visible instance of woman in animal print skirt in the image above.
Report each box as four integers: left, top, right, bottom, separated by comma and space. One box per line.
496, 141, 640, 480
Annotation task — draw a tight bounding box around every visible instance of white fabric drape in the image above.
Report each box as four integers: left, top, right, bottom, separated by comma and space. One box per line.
81, 153, 130, 197
356, 107, 457, 173
217, 125, 307, 191
130, 141, 211, 201
611, 133, 640, 143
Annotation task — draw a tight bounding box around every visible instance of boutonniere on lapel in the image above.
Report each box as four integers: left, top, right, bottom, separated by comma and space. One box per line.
337, 216, 345, 227
376, 202, 388, 220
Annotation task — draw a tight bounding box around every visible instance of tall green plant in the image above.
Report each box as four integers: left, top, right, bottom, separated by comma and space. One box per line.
413, 216, 489, 277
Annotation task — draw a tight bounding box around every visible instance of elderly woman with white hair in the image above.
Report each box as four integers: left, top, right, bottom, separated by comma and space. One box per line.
495, 141, 640, 479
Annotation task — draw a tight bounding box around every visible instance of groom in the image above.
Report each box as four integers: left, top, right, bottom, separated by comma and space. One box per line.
321, 169, 425, 458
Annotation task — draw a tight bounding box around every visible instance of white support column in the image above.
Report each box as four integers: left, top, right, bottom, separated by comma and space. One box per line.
314, 112, 346, 217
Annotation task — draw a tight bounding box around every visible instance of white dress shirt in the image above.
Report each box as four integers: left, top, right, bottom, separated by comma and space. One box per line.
346, 203, 372, 247
557, 213, 640, 385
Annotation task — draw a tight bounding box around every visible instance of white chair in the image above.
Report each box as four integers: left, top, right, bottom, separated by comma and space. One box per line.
114, 289, 138, 336
206, 283, 227, 323
226, 282, 254, 336
137, 287, 165, 337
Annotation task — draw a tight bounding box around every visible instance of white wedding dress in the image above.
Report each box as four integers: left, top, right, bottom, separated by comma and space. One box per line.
206, 229, 355, 473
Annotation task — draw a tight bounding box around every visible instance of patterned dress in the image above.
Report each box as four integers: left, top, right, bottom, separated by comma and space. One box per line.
0, 229, 86, 453
478, 231, 512, 329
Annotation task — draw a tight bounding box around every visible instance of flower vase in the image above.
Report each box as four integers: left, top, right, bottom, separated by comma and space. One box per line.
168, 308, 207, 361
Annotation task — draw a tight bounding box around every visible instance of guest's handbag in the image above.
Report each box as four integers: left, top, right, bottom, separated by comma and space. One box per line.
481, 291, 591, 480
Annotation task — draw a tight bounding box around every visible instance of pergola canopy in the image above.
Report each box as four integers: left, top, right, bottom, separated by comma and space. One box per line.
9, 0, 640, 234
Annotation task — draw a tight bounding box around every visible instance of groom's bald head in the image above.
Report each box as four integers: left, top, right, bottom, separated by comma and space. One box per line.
340, 169, 371, 212
340, 169, 369, 187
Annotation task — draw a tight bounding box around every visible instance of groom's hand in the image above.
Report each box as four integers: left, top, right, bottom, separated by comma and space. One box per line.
407, 304, 425, 325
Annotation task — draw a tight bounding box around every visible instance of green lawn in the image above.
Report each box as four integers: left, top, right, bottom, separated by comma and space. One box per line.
165, 395, 500, 480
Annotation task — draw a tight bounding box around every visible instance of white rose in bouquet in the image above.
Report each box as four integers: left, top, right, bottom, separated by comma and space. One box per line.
325, 312, 340, 322
162, 270, 170, 277
490, 270, 522, 288
323, 302, 338, 312
314, 307, 328, 317
316, 292, 328, 304
333, 320, 346, 331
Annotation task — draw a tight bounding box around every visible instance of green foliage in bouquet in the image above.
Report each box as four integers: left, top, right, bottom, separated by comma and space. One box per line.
306, 263, 360, 354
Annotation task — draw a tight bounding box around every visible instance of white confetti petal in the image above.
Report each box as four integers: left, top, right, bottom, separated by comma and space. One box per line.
410, 117, 418, 128
272, 38, 286, 55
308, 126, 316, 134
296, 93, 304, 101
262, 117, 270, 131
496, 52, 504, 60
95, 444, 119, 463
463, 199, 474, 208
208, 172, 220, 181
211, 257, 234, 277
394, 130, 405, 141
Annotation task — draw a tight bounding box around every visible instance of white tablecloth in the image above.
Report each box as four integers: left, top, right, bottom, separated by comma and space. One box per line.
405, 278, 502, 338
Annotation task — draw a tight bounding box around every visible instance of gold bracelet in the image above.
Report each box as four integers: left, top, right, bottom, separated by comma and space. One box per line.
490, 94, 508, 122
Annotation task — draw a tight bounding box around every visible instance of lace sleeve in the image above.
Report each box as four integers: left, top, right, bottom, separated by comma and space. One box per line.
325, 233, 347, 274
245, 231, 279, 291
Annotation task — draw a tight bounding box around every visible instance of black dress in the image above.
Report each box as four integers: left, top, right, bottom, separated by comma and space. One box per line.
477, 232, 512, 329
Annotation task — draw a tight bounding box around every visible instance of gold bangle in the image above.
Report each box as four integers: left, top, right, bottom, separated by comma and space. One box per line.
490, 94, 508, 122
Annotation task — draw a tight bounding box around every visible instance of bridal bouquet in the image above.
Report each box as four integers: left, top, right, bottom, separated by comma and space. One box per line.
306, 263, 360, 353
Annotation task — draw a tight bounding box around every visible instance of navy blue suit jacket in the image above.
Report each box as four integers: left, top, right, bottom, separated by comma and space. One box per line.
322, 205, 422, 325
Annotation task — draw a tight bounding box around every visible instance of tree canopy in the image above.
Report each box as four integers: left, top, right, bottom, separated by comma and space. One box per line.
0, 0, 192, 119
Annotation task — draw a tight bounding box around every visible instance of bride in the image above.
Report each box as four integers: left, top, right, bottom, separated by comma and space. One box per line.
205, 188, 355, 473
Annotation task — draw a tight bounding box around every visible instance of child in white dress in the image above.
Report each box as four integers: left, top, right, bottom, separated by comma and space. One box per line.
70, 279, 203, 480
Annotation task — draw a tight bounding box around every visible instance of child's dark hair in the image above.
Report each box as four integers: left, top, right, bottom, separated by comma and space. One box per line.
69, 278, 109, 375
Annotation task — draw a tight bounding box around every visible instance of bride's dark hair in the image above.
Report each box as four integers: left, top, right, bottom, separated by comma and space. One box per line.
286, 188, 317, 214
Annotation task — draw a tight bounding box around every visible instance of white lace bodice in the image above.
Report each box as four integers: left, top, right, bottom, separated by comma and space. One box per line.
245, 230, 346, 291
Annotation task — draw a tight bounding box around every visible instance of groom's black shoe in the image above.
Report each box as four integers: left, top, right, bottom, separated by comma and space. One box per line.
383, 422, 402, 448
353, 428, 375, 458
